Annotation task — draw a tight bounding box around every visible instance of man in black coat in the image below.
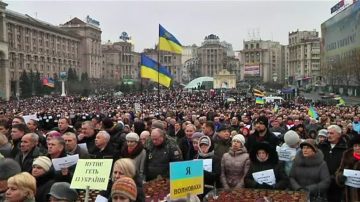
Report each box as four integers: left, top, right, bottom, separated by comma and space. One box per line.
14, 133, 42, 173
245, 116, 280, 152
318, 125, 347, 202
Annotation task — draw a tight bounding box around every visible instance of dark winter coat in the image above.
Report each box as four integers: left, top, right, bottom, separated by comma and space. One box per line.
289, 150, 330, 197
120, 143, 146, 179
35, 170, 55, 202
245, 129, 280, 152
144, 136, 182, 181
335, 148, 360, 202
210, 136, 231, 187
78, 133, 97, 153
195, 136, 216, 191
245, 143, 288, 190
14, 146, 42, 173
89, 143, 118, 160
318, 138, 347, 202
178, 137, 196, 160
220, 147, 250, 189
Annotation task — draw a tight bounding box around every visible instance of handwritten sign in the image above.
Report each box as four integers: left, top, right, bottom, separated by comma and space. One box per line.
70, 159, 113, 190
52, 154, 79, 171
170, 160, 203, 199
276, 146, 297, 162
344, 169, 360, 188
252, 169, 276, 185
23, 114, 38, 124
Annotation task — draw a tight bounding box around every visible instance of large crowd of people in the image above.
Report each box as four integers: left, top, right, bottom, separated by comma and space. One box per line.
0, 89, 359, 202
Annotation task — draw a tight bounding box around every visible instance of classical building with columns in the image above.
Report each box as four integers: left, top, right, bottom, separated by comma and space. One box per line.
0, 2, 102, 100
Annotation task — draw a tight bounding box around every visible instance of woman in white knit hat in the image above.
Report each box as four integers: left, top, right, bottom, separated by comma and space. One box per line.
220, 134, 250, 189
31, 156, 55, 202
120, 132, 146, 181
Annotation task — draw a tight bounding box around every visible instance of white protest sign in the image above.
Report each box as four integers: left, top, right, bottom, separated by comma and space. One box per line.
276, 146, 297, 162
134, 103, 141, 113
52, 154, 79, 171
343, 169, 360, 188
71, 159, 113, 190
252, 169, 276, 185
23, 114, 38, 124
78, 143, 88, 153
95, 195, 108, 202
202, 159, 212, 172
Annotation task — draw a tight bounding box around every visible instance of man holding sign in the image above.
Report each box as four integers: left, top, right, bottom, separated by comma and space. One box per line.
336, 136, 360, 202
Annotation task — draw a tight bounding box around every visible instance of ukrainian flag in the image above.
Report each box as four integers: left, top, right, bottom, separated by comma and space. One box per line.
255, 97, 265, 105
140, 54, 172, 88
308, 106, 319, 119
159, 24, 182, 54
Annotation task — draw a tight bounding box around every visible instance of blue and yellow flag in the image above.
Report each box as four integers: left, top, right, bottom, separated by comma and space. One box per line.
140, 54, 172, 88
159, 24, 182, 54
255, 97, 265, 105
308, 105, 319, 119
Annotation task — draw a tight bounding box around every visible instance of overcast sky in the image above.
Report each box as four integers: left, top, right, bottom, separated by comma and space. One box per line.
6, 0, 339, 52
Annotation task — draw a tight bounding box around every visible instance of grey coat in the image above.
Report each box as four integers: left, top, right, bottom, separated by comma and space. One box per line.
290, 150, 331, 196
220, 147, 250, 189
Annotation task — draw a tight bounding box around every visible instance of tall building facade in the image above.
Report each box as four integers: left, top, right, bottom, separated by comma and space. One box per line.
143, 48, 182, 83
240, 40, 284, 84
287, 30, 321, 87
0, 2, 104, 100
5, 10, 81, 97
60, 17, 102, 79
181, 45, 199, 83
321, 0, 360, 96
197, 34, 227, 77
102, 41, 140, 81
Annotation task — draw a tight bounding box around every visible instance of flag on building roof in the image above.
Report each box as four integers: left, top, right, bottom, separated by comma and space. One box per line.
140, 54, 172, 88
255, 97, 265, 105
308, 105, 319, 119
159, 24, 182, 54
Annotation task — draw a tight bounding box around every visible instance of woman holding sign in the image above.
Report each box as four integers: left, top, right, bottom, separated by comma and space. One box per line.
335, 136, 360, 202
244, 142, 288, 190
289, 139, 330, 201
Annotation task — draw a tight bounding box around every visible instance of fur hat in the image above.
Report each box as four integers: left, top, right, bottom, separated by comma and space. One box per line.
33, 156, 52, 172
255, 116, 268, 127
317, 129, 328, 138
349, 135, 360, 148
232, 134, 246, 146
111, 177, 137, 201
300, 139, 318, 152
48, 182, 78, 201
0, 158, 21, 180
126, 132, 139, 142
284, 130, 300, 146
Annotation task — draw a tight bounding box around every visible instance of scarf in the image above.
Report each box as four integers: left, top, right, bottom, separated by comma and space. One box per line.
353, 152, 360, 160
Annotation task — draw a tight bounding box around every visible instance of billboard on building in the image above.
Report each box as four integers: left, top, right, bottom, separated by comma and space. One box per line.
321, 0, 360, 64
244, 65, 260, 76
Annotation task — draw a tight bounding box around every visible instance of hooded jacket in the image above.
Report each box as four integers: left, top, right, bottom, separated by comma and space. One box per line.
220, 146, 250, 189
245, 142, 288, 190
289, 150, 330, 196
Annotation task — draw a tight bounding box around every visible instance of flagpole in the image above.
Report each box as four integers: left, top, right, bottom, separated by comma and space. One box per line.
157, 31, 161, 113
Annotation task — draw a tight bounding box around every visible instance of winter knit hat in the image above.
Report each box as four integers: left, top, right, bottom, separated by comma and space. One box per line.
126, 132, 139, 142
0, 158, 21, 180
300, 139, 318, 152
111, 177, 137, 201
33, 156, 52, 172
232, 134, 246, 146
199, 136, 210, 146
256, 116, 269, 127
191, 132, 203, 140
317, 129, 328, 138
284, 130, 300, 147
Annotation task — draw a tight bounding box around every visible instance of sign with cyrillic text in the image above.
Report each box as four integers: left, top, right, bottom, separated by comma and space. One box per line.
252, 169, 276, 185
344, 169, 360, 188
170, 160, 203, 199
70, 159, 113, 190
